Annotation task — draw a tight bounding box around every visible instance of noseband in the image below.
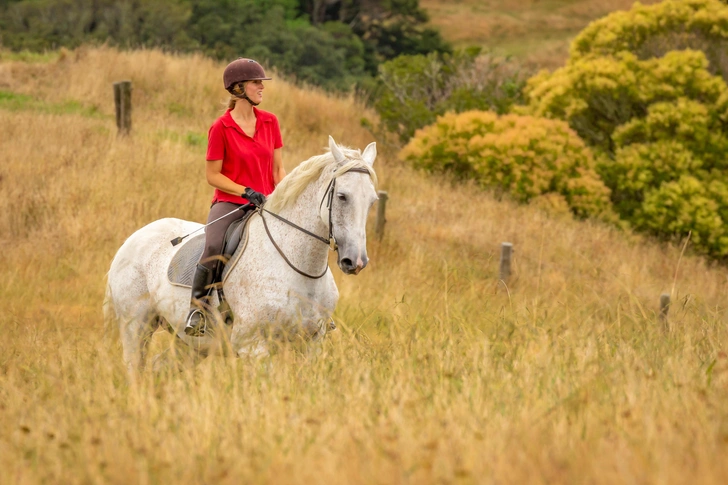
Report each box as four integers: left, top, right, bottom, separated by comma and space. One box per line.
259, 166, 371, 279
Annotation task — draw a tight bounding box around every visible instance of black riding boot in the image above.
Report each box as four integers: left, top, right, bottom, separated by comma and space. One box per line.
184, 263, 215, 336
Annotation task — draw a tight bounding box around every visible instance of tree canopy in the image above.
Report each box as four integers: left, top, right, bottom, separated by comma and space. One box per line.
0, 0, 450, 90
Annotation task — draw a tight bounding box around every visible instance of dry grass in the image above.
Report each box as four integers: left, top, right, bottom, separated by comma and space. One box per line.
1, 47, 728, 484
420, 0, 662, 69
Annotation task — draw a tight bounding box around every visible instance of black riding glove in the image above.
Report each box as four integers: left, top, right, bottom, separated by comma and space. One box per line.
243, 187, 266, 207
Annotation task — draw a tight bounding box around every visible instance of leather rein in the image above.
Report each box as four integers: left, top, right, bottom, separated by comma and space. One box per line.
258, 166, 371, 279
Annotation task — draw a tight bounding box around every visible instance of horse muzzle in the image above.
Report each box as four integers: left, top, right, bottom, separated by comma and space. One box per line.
339, 253, 368, 275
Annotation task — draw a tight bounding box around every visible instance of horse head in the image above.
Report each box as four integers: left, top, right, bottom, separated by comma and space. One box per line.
324, 136, 378, 275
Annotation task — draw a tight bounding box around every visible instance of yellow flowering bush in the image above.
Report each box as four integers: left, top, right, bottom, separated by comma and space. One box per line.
399, 111, 614, 219
521, 50, 725, 152
571, 0, 728, 80
518, 0, 728, 258
637, 176, 728, 257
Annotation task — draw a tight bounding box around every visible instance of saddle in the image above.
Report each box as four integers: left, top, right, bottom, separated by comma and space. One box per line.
167, 210, 256, 288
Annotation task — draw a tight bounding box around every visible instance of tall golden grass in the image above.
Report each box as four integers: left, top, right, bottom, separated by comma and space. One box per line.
1, 47, 727, 484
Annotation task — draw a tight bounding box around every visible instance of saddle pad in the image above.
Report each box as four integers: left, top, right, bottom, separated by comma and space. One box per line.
167, 233, 206, 288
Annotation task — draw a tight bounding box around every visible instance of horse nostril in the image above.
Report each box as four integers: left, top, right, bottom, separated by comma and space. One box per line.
341, 258, 353, 270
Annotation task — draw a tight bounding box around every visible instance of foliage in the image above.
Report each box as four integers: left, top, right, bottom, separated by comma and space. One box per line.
375, 48, 527, 143
636, 175, 728, 257
519, 0, 728, 257
520, 50, 725, 153
186, 0, 366, 90
595, 96, 728, 257
298, 0, 451, 74
0, 0, 449, 91
399, 110, 614, 220
0, 0, 196, 51
571, 0, 728, 81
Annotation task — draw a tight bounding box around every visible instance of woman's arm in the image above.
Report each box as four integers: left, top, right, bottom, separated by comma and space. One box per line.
273, 148, 286, 186
205, 159, 247, 195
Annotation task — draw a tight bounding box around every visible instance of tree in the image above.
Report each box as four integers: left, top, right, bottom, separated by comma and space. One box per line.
519, 0, 728, 258
375, 49, 527, 142
0, 0, 447, 91
297, 0, 451, 75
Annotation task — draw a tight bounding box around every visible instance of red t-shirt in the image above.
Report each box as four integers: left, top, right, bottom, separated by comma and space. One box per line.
206, 107, 283, 205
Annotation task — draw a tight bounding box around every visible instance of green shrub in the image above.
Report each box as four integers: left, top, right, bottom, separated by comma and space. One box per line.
399, 111, 614, 220
375, 49, 527, 143
598, 141, 700, 219
636, 176, 728, 257
520, 48, 728, 257
511, 0, 728, 258
520, 50, 725, 153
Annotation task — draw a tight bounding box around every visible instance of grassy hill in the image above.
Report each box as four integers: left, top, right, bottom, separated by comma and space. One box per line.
1, 47, 727, 483
420, 0, 661, 69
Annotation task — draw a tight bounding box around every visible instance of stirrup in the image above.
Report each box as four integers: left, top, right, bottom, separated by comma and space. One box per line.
184, 308, 208, 336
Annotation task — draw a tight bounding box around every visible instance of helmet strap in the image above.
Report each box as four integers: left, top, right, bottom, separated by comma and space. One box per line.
238, 92, 260, 107
229, 82, 260, 106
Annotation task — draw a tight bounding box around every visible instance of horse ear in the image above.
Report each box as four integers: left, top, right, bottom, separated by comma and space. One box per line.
361, 142, 376, 167
329, 136, 345, 164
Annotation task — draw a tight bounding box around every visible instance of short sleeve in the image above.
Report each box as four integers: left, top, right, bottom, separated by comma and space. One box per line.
206, 120, 225, 161
272, 115, 283, 149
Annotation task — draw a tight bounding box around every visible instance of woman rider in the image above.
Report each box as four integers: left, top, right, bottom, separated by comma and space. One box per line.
185, 58, 286, 336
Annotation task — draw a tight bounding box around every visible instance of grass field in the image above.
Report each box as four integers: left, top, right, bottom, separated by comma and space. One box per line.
420, 0, 661, 69
1, 46, 728, 484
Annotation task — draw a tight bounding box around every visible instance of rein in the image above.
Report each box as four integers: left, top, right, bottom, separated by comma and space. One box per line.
259, 166, 371, 279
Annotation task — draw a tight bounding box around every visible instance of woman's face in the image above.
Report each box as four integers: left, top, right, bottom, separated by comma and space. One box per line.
245, 80, 265, 104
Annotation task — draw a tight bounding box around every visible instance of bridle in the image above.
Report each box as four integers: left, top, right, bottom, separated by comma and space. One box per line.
258, 166, 371, 279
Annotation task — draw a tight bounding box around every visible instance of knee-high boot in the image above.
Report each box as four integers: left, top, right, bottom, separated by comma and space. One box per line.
184, 263, 215, 336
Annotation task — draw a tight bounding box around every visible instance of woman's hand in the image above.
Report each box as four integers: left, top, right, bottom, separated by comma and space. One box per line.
243, 187, 266, 207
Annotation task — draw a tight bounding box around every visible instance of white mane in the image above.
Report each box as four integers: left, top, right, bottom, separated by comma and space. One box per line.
265, 147, 377, 213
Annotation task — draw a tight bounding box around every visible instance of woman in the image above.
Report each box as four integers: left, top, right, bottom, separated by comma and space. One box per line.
185, 58, 286, 336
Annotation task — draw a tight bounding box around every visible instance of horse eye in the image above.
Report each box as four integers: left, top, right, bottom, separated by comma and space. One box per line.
337, 193, 347, 202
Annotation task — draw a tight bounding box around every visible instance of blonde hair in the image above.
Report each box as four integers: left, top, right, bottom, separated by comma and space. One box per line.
227, 81, 248, 110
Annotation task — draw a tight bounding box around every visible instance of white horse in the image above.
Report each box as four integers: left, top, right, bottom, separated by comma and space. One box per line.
104, 137, 377, 373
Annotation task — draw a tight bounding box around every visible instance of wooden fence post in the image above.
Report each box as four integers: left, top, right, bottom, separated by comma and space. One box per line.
113, 80, 132, 135
659, 293, 670, 328
499, 242, 513, 282
375, 190, 388, 240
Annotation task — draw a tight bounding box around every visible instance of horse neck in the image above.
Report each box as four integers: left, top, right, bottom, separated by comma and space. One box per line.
269, 177, 330, 268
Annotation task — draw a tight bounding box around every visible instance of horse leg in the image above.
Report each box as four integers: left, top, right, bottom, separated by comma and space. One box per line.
119, 312, 160, 375
152, 344, 208, 373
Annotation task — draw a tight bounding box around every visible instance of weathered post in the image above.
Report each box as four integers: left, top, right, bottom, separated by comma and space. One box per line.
113, 80, 132, 135
375, 190, 388, 240
659, 293, 670, 329
499, 242, 513, 282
